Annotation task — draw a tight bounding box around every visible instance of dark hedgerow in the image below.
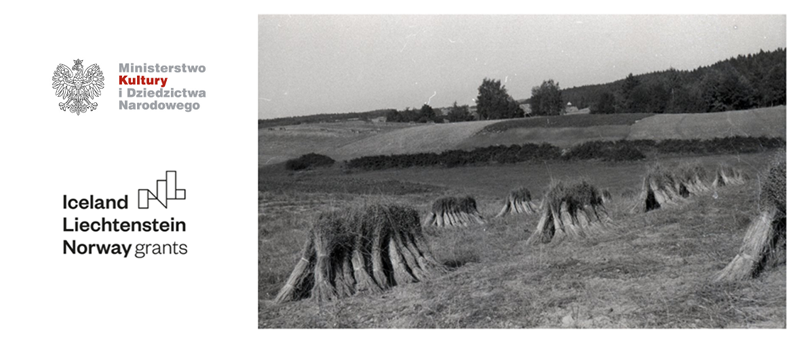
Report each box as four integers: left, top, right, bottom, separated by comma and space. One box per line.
347, 143, 562, 170
655, 137, 785, 155
344, 136, 784, 171
285, 153, 336, 171
562, 141, 646, 161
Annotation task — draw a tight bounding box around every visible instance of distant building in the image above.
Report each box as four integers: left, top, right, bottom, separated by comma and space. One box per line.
519, 103, 532, 115
564, 102, 580, 114
468, 106, 479, 120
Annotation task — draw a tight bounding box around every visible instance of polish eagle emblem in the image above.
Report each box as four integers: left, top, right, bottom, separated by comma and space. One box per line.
52, 59, 104, 115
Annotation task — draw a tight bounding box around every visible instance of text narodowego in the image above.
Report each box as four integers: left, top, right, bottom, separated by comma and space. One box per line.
118, 63, 206, 112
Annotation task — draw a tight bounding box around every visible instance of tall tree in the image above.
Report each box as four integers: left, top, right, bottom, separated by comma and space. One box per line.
619, 73, 641, 113
762, 64, 786, 106
419, 104, 436, 122
447, 101, 472, 122
530, 79, 564, 116
476, 78, 522, 120
591, 92, 616, 114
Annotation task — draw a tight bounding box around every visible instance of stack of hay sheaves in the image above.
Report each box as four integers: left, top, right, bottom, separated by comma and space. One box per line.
274, 203, 444, 303
712, 163, 746, 187
637, 163, 724, 212
528, 180, 612, 244
714, 157, 785, 282
495, 187, 538, 218
422, 195, 486, 227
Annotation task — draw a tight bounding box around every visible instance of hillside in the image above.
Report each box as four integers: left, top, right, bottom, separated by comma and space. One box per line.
259, 106, 786, 165
628, 106, 786, 140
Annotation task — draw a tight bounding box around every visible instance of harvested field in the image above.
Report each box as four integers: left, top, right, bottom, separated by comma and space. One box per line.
258, 121, 418, 164
259, 151, 784, 328
334, 120, 502, 160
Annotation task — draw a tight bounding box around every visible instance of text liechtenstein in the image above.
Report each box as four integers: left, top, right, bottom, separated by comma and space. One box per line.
62, 195, 188, 258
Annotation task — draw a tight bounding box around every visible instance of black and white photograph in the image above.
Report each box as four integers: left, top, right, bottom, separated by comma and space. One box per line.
257, 15, 786, 328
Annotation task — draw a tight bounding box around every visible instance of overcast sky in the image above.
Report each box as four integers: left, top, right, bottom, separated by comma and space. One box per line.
258, 15, 785, 119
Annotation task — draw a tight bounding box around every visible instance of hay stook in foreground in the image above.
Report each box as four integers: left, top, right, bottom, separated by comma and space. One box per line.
423, 195, 486, 227
495, 187, 538, 218
274, 203, 444, 303
527, 180, 612, 244
714, 157, 785, 282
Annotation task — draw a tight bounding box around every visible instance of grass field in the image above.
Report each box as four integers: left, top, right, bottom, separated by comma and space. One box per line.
460, 125, 632, 149
258, 151, 785, 328
479, 113, 655, 133
332, 120, 504, 160
258, 121, 419, 164
628, 106, 786, 140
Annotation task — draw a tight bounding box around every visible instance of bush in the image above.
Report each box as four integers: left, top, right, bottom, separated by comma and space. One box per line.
285, 153, 336, 171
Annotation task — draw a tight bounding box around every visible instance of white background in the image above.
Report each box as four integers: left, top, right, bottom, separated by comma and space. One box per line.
0, 1, 796, 344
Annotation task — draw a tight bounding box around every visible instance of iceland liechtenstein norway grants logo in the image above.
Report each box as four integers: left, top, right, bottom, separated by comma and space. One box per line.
52, 59, 104, 115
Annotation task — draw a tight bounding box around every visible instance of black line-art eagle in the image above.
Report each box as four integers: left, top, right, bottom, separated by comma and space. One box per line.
52, 59, 104, 115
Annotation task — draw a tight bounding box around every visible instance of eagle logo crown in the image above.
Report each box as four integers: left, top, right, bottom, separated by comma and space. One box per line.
52, 58, 104, 115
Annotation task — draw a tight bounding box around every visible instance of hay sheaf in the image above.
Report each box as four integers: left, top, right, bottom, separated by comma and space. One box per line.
762, 159, 786, 214
712, 163, 746, 188
600, 188, 613, 204
495, 187, 538, 218
637, 164, 711, 213
274, 204, 444, 303
714, 157, 786, 282
674, 163, 710, 194
423, 195, 486, 227
527, 181, 611, 244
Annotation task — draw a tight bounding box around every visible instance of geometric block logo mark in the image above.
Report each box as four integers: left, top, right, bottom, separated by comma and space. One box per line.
138, 171, 186, 209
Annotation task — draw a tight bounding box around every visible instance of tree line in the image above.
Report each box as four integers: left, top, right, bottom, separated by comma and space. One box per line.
387, 48, 785, 123
566, 48, 786, 114
260, 48, 785, 127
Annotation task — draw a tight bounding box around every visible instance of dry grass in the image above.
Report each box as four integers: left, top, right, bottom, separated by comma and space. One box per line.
260, 180, 784, 328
